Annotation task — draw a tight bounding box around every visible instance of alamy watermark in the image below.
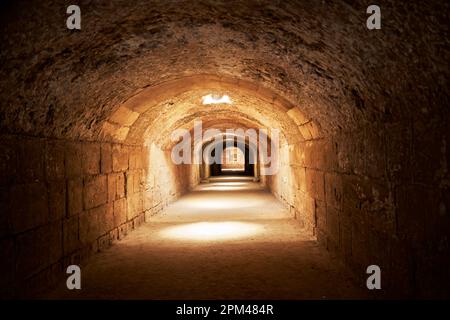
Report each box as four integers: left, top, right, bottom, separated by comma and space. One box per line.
366, 265, 381, 290
367, 5, 381, 30
66, 5, 81, 30
66, 5, 381, 31
66, 265, 81, 290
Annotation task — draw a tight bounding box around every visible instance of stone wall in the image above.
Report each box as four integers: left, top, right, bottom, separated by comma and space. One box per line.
268, 116, 450, 298
0, 134, 194, 298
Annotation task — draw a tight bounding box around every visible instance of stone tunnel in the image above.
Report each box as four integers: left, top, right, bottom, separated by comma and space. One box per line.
0, 0, 448, 299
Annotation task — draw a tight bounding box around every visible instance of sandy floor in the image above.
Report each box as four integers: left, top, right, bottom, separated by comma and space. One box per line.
44, 177, 367, 299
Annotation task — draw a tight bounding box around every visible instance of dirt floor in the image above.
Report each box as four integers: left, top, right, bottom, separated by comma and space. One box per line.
43, 177, 367, 299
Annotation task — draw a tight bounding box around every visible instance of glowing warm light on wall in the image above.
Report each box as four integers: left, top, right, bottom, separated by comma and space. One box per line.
202, 94, 232, 105
160, 221, 263, 241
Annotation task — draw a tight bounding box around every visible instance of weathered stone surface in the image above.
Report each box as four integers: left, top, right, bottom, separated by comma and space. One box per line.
98, 203, 114, 236
10, 183, 48, 233
107, 174, 117, 203
82, 143, 101, 176
305, 169, 325, 202
324, 173, 343, 210
45, 140, 65, 181
79, 210, 99, 245
67, 178, 83, 216
116, 173, 126, 199
65, 143, 83, 178
18, 139, 45, 183
326, 205, 341, 253
48, 180, 66, 221
112, 145, 129, 172
16, 223, 62, 280
100, 143, 113, 174
83, 175, 108, 210
63, 215, 79, 255
113, 198, 127, 228
127, 193, 144, 220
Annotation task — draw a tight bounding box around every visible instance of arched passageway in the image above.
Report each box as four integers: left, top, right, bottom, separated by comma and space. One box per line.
0, 0, 448, 299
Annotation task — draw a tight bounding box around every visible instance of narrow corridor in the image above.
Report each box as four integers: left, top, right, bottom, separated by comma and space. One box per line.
1, 0, 448, 300
44, 177, 366, 299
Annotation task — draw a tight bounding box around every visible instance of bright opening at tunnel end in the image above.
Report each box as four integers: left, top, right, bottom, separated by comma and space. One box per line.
170, 119, 280, 175
202, 94, 232, 105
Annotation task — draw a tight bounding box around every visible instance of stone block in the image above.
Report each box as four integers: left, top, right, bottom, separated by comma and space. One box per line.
18, 138, 45, 183
411, 114, 446, 185
326, 205, 341, 251
100, 143, 112, 174
107, 173, 117, 203
336, 131, 365, 175
113, 198, 127, 227
342, 175, 370, 211
79, 209, 99, 245
129, 148, 143, 170
365, 128, 386, 178
48, 179, 66, 221
11, 183, 48, 234
324, 173, 343, 210
305, 168, 325, 201
286, 107, 309, 126
98, 203, 114, 235
340, 215, 352, 263
116, 173, 126, 199
288, 142, 304, 166
16, 222, 62, 279
315, 199, 326, 233
304, 139, 337, 171
82, 143, 101, 175
298, 124, 312, 140
133, 170, 142, 193
109, 106, 140, 127
63, 215, 79, 255
65, 142, 83, 178
112, 144, 128, 172
396, 184, 437, 244
306, 121, 321, 139
45, 140, 65, 181
83, 175, 107, 210
126, 171, 134, 195
127, 193, 143, 220
143, 191, 153, 211
350, 208, 371, 269
67, 178, 83, 216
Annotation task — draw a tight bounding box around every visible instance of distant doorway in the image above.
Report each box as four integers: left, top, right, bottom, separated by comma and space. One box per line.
209, 143, 254, 177
221, 146, 245, 173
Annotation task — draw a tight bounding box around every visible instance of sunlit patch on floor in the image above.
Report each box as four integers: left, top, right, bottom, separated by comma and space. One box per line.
182, 198, 259, 209
199, 185, 250, 191
160, 221, 264, 241
197, 182, 255, 191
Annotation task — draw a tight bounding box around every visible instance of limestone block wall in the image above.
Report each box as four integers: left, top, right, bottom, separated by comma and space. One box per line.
0, 134, 194, 298
268, 116, 449, 298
